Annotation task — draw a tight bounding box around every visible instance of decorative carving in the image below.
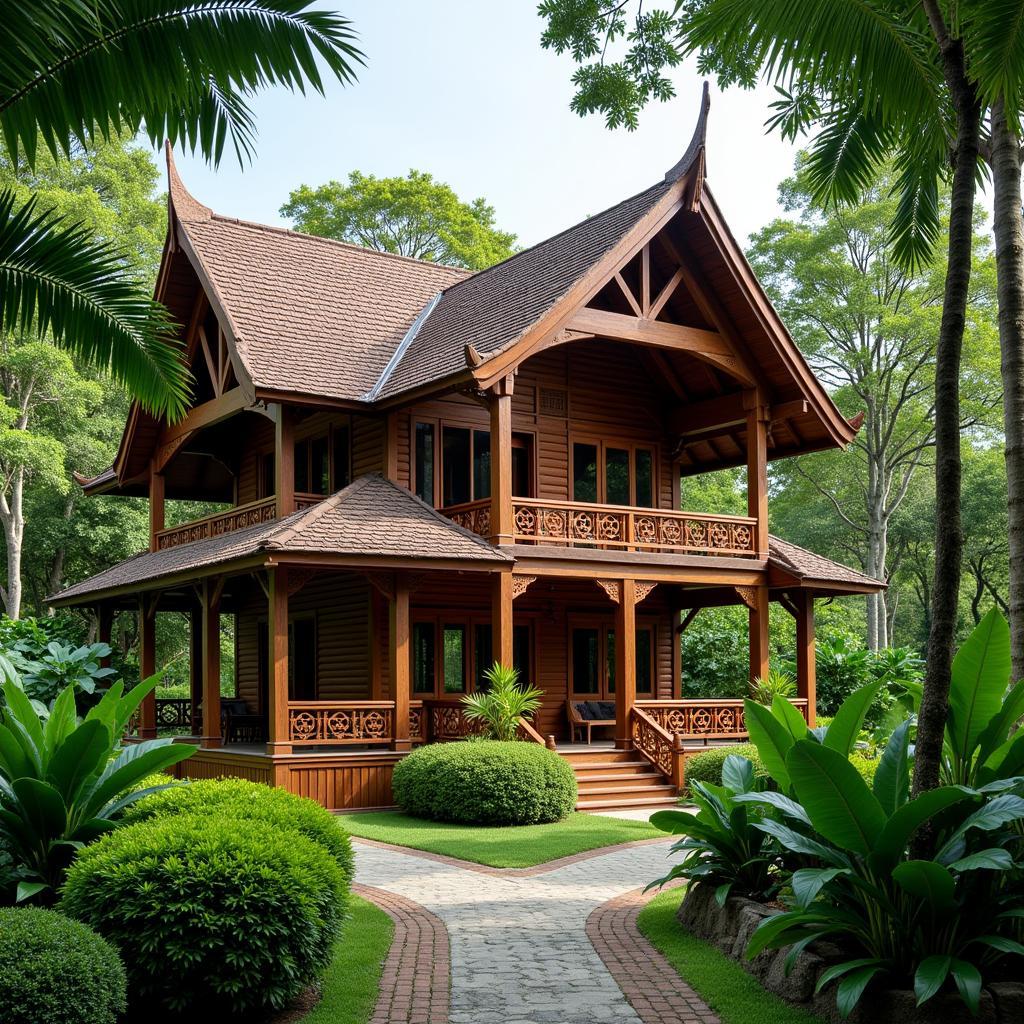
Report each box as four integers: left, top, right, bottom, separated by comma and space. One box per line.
156, 496, 277, 551
538, 386, 569, 417
286, 568, 319, 598
594, 579, 620, 603
428, 703, 485, 742
154, 434, 189, 472
154, 698, 192, 730
734, 586, 759, 611
511, 575, 536, 599
634, 581, 657, 603
630, 708, 674, 777
288, 702, 394, 745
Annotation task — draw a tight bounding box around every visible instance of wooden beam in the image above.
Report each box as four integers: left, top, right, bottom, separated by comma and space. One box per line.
275, 403, 295, 518
614, 271, 643, 317
649, 267, 684, 320
641, 245, 651, 315
148, 464, 164, 553
748, 585, 770, 686
200, 577, 222, 749
565, 307, 755, 385
157, 387, 248, 447
614, 579, 637, 749
138, 600, 157, 739
390, 578, 411, 751
197, 325, 220, 397
489, 379, 514, 545
266, 566, 291, 754
492, 571, 514, 667
795, 591, 817, 727
746, 396, 770, 557
670, 397, 810, 443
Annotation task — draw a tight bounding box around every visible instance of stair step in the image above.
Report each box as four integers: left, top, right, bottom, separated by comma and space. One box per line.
559, 751, 639, 764
576, 782, 677, 796
576, 794, 680, 810
573, 770, 663, 783
570, 762, 655, 776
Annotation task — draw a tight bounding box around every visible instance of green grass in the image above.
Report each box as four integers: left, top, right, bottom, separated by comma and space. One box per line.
637, 889, 823, 1024
338, 810, 662, 868
300, 896, 394, 1024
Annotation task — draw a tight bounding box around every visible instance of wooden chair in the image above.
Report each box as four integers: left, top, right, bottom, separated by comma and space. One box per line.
566, 699, 616, 744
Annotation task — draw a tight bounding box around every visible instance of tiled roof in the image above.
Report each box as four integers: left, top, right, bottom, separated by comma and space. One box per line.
769, 536, 884, 590
51, 475, 509, 603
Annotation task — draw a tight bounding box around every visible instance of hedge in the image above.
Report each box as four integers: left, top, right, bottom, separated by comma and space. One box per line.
123, 777, 354, 879
393, 740, 577, 825
683, 743, 769, 792
61, 814, 346, 1017
0, 907, 126, 1024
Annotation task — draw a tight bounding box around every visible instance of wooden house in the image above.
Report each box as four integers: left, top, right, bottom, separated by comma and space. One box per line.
51, 89, 883, 810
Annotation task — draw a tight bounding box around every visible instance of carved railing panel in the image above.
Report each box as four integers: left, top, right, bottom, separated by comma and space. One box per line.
639, 698, 807, 738
425, 701, 486, 742
443, 499, 491, 538
155, 698, 193, 730
156, 496, 277, 551
288, 701, 395, 745
630, 707, 676, 780
410, 701, 424, 743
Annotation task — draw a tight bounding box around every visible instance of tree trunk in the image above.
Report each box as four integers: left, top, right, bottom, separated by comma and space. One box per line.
990, 97, 1024, 684
0, 468, 25, 620
913, 17, 980, 799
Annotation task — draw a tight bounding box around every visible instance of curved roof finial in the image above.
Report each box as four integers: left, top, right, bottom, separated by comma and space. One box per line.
663, 80, 710, 185
165, 141, 212, 224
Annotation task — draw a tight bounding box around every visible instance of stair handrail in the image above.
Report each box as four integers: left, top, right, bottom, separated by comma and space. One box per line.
517, 716, 555, 749
630, 705, 685, 789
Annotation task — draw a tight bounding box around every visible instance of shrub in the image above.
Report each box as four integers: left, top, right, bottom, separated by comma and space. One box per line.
61, 814, 346, 1016
683, 743, 768, 792
123, 777, 354, 879
848, 749, 879, 785
0, 907, 126, 1024
393, 740, 577, 825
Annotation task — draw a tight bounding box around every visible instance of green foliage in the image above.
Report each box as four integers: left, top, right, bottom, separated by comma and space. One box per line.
680, 606, 749, 699
17, 641, 116, 708
461, 662, 543, 741
123, 777, 354, 880
0, 906, 126, 1024
393, 740, 577, 825
0, 674, 194, 902
684, 743, 768, 791
653, 754, 779, 904
61, 813, 346, 1016
750, 669, 796, 705
282, 169, 517, 270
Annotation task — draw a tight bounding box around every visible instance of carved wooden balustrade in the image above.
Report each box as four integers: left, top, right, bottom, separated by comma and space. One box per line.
630, 706, 682, 786
154, 698, 194, 731
288, 701, 395, 745
424, 701, 486, 742
638, 698, 807, 741
442, 497, 758, 557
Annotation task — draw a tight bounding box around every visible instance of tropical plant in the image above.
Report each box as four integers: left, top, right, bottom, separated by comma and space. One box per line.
17, 642, 116, 708
461, 662, 543, 741
683, 742, 767, 791
0, 675, 194, 902
651, 754, 779, 905
749, 668, 795, 705
0, 1, 363, 417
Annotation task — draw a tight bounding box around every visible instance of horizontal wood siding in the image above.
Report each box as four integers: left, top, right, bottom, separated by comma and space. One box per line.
352, 414, 386, 476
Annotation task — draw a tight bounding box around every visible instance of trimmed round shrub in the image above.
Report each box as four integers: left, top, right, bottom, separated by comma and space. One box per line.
393, 740, 577, 824
61, 814, 346, 1017
0, 907, 126, 1024
122, 777, 354, 879
683, 743, 769, 792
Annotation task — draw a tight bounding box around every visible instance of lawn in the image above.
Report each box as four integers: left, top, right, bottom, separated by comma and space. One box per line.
637, 889, 823, 1024
338, 810, 663, 868
299, 895, 394, 1024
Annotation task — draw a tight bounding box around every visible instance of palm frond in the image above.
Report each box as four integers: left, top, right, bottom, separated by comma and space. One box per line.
0, 0, 364, 167
0, 188, 190, 418
803, 102, 894, 207
962, 0, 1024, 117
888, 138, 945, 273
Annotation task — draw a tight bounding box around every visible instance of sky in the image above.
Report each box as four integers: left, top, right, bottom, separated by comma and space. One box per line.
166, 2, 805, 250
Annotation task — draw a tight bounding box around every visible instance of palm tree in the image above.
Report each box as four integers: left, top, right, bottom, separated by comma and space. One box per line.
0, 1, 363, 418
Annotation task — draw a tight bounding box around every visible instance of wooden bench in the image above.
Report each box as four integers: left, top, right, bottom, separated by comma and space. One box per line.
566, 699, 616, 744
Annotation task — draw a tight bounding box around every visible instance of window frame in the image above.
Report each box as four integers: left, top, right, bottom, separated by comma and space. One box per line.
567, 614, 656, 699
568, 435, 658, 508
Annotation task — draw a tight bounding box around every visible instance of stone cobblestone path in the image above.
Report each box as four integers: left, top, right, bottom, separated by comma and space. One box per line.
353, 835, 711, 1024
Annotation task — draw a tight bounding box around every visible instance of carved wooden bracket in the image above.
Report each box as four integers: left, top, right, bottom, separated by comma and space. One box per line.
365, 572, 395, 601
154, 434, 190, 473
286, 568, 319, 598
512, 575, 537, 600
734, 585, 759, 611
594, 579, 620, 603
635, 581, 657, 604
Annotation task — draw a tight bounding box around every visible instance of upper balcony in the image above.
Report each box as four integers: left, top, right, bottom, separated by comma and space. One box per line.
443, 496, 758, 558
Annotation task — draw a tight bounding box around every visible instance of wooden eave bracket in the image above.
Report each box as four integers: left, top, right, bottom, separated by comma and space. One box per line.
733, 585, 759, 611
512, 575, 537, 600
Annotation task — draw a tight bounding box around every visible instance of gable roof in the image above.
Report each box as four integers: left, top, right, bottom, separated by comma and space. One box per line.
50, 475, 510, 605
768, 535, 884, 592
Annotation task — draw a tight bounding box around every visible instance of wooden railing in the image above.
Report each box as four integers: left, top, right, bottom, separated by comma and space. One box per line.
444, 497, 758, 557
630, 706, 683, 787
155, 493, 325, 551
288, 701, 395, 745
638, 698, 808, 741
155, 698, 194, 731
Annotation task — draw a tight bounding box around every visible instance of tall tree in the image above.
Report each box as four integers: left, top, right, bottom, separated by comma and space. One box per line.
281, 170, 517, 270
0, 1, 363, 418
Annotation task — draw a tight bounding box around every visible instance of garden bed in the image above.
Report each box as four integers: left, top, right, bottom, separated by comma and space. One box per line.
678, 885, 1024, 1024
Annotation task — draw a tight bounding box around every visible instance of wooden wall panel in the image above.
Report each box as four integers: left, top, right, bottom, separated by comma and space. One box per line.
352, 414, 386, 476
286, 757, 397, 810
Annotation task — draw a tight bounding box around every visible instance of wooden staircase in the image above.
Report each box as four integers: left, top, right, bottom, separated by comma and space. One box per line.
560, 747, 679, 811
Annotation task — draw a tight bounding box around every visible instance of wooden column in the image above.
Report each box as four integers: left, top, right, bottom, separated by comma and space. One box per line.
97, 604, 113, 668
795, 591, 817, 727
745, 393, 769, 557
266, 566, 292, 754
138, 599, 157, 739
189, 605, 203, 736
369, 590, 383, 699
670, 610, 683, 699
148, 464, 165, 552
491, 571, 514, 668
200, 579, 222, 749
489, 377, 514, 546
614, 579, 637, 750
748, 586, 770, 686
275, 404, 295, 519
390, 578, 411, 751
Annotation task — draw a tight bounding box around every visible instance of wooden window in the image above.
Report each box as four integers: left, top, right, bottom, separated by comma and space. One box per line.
412, 622, 435, 694
441, 426, 491, 507
511, 435, 532, 497
293, 431, 348, 497
414, 422, 435, 504
258, 452, 275, 499
569, 619, 654, 697
571, 439, 657, 507
332, 424, 351, 492
442, 624, 467, 693
288, 616, 317, 700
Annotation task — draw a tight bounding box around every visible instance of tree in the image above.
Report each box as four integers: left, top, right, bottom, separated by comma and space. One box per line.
0, 1, 364, 418
750, 162, 1000, 650
281, 170, 517, 270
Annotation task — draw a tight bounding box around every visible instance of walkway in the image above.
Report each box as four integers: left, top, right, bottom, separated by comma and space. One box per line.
353, 836, 720, 1024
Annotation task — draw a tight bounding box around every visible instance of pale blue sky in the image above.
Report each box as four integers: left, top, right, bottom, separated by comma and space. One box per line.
166, 2, 805, 249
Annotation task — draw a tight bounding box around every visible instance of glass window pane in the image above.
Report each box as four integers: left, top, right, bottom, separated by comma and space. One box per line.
259, 452, 275, 499
605, 447, 630, 505
311, 437, 329, 495
294, 439, 309, 493
474, 624, 493, 691
473, 430, 491, 500
513, 624, 530, 685
442, 427, 471, 506
512, 442, 531, 497
415, 423, 434, 505
572, 628, 599, 694
333, 426, 350, 492
636, 449, 654, 507
442, 625, 466, 692
606, 629, 615, 694
573, 443, 598, 503
413, 623, 435, 694
637, 628, 653, 694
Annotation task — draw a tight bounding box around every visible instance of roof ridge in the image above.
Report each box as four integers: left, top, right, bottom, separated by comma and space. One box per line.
265, 475, 376, 548
205, 213, 475, 276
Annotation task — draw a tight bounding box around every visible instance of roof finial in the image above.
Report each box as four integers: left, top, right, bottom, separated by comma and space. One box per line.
663, 80, 710, 186
165, 141, 212, 224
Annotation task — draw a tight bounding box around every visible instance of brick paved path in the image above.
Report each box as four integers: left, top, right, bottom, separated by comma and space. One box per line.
353, 835, 713, 1024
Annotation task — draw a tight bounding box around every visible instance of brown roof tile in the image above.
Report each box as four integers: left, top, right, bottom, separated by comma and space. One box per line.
50, 475, 509, 604
769, 535, 884, 590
